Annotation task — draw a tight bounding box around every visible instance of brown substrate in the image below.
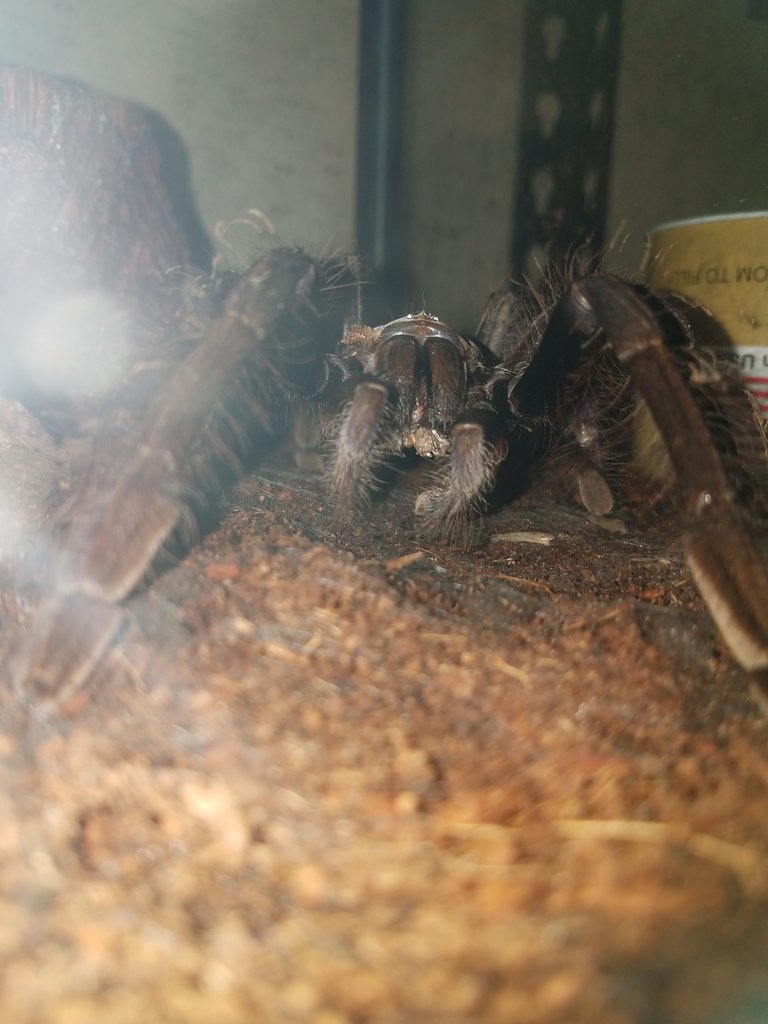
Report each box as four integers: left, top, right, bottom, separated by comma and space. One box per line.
1, 463, 766, 1024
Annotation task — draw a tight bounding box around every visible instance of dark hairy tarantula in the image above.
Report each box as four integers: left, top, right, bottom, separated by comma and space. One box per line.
3, 69, 766, 719
6, 244, 768, 711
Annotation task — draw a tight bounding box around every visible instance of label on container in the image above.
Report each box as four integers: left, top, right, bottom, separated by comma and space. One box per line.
730, 346, 768, 418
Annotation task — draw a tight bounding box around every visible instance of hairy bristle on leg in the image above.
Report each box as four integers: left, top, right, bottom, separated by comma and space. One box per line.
328, 380, 391, 506
416, 412, 507, 543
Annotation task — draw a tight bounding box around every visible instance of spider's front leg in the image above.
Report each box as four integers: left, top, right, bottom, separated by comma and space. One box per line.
6, 248, 335, 709
323, 314, 511, 534
514, 273, 768, 697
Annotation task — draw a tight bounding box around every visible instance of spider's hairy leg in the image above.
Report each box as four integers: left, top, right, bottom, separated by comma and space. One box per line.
327, 377, 392, 505
501, 277, 625, 514
569, 274, 768, 692
415, 406, 510, 541
6, 248, 325, 708
61, 248, 320, 600
569, 416, 617, 515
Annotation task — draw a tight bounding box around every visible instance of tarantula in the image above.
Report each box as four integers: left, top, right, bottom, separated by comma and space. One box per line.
313, 267, 768, 695
4, 68, 765, 717
5, 243, 768, 712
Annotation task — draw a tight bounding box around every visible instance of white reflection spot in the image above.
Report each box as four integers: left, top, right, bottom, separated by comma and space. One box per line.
22, 290, 129, 398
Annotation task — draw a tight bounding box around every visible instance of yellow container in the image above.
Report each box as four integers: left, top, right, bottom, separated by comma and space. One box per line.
645, 211, 768, 416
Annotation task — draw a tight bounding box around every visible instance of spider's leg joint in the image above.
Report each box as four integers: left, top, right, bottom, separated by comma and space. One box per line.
570, 275, 660, 365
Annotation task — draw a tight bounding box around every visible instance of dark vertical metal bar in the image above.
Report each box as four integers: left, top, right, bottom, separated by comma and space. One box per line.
511, 1, 623, 281
355, 0, 407, 319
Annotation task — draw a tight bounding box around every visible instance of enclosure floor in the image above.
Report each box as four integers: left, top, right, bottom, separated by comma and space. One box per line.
1, 465, 767, 1024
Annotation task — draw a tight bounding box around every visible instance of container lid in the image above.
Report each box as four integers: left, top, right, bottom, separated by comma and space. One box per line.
649, 211, 768, 234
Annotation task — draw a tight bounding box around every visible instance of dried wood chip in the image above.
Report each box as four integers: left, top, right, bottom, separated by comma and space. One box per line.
492, 531, 555, 546
385, 550, 426, 572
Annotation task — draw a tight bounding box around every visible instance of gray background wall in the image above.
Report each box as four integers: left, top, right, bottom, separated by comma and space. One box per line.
1, 1, 767, 328
400, 1, 768, 330
607, 2, 768, 272
0, 0, 360, 263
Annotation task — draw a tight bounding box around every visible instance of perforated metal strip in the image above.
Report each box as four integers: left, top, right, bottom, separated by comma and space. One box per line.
511, 1, 623, 282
